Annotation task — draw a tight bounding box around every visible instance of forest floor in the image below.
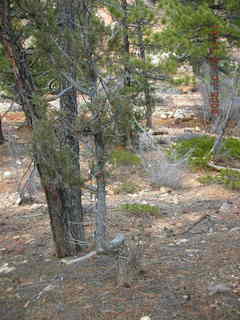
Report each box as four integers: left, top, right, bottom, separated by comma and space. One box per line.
0, 92, 240, 320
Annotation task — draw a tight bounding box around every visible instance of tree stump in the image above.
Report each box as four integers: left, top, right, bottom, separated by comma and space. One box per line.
116, 238, 143, 287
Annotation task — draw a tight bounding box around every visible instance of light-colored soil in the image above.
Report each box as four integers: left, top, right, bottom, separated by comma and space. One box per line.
0, 98, 240, 320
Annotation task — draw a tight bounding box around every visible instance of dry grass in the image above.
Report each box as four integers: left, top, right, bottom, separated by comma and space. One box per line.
138, 131, 187, 189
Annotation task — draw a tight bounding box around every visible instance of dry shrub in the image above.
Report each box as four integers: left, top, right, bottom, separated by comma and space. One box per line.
138, 131, 187, 189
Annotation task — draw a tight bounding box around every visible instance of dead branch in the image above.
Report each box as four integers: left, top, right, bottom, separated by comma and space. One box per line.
61, 250, 97, 265
208, 161, 240, 172
178, 213, 209, 235
61, 233, 125, 265
44, 86, 73, 102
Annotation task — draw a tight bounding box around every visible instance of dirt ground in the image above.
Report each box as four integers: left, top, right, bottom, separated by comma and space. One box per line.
0, 105, 240, 320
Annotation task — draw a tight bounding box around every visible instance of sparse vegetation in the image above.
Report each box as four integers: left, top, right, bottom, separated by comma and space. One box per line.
172, 135, 240, 169
170, 74, 196, 87
1, 0, 240, 318
199, 169, 240, 190
172, 135, 214, 169
110, 148, 141, 167
120, 202, 161, 216
221, 137, 240, 159
139, 131, 187, 189
113, 181, 140, 194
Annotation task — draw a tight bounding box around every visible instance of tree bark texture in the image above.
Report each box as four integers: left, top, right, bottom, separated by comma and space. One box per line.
208, 25, 220, 118
94, 131, 107, 251
137, 21, 153, 129
0, 117, 5, 144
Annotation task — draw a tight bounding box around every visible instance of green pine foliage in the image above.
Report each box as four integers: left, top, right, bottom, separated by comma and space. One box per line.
110, 148, 141, 167
172, 135, 240, 169
153, 0, 240, 74
199, 169, 240, 190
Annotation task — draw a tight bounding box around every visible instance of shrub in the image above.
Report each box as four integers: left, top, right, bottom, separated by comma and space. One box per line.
221, 137, 240, 159
113, 182, 140, 194
120, 203, 161, 216
172, 135, 240, 169
110, 148, 141, 167
139, 131, 187, 189
172, 135, 214, 168
199, 169, 240, 190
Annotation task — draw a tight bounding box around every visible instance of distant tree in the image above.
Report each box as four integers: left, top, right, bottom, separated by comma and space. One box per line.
158, 0, 240, 121
106, 0, 159, 144
0, 117, 4, 144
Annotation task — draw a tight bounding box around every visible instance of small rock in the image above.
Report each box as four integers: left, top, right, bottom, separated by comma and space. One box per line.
208, 283, 231, 296
229, 227, 240, 233
160, 186, 172, 193
176, 239, 188, 245
16, 195, 22, 205
140, 316, 151, 320
183, 294, 191, 301
167, 111, 174, 118
173, 197, 179, 204
0, 263, 16, 274
56, 303, 65, 312
3, 171, 12, 178
174, 109, 185, 119
219, 201, 233, 213
160, 113, 168, 119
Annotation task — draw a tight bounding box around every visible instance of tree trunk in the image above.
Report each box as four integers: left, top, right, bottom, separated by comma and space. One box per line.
78, 0, 108, 252
94, 131, 107, 251
0, 117, 5, 144
37, 169, 84, 258
208, 25, 220, 119
121, 0, 131, 88
137, 21, 153, 129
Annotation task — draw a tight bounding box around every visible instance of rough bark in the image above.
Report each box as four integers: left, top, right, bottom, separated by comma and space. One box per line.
53, 0, 85, 256
94, 131, 107, 251
78, 0, 108, 251
137, 21, 153, 129
121, 0, 131, 88
208, 25, 220, 119
0, 117, 5, 144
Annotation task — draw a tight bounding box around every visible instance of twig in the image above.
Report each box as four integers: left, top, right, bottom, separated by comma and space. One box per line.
24, 284, 56, 308
61, 250, 97, 265
61, 233, 125, 265
208, 161, 240, 172
177, 213, 209, 236
18, 214, 44, 219
44, 86, 73, 101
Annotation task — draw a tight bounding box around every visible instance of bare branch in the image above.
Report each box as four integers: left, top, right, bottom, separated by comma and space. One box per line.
61, 72, 92, 96
61, 233, 125, 265
61, 250, 97, 265
45, 86, 73, 102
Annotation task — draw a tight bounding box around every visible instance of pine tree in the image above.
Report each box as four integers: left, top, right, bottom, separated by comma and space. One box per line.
0, 0, 86, 258
157, 0, 240, 120
105, 0, 159, 143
